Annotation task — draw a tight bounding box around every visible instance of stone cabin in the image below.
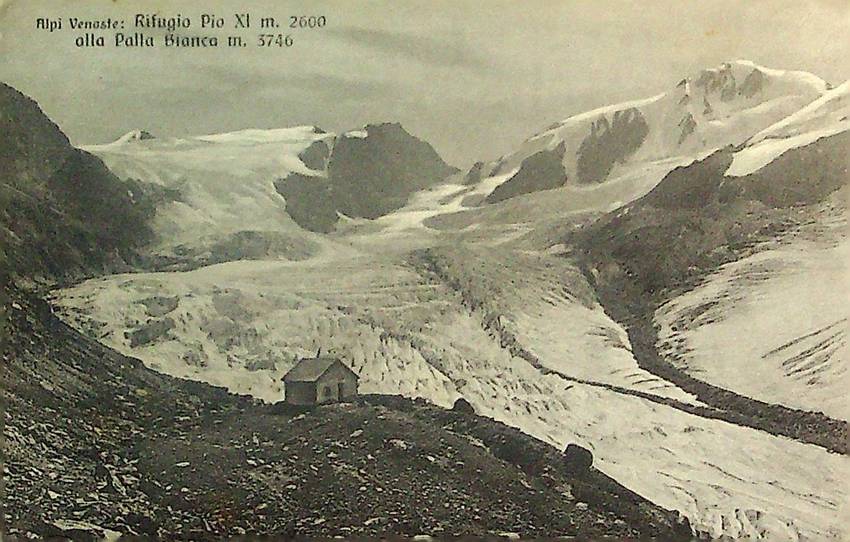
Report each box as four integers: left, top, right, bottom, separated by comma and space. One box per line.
282, 356, 359, 405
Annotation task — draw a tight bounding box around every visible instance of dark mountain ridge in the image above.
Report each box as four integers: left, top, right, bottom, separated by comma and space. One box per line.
276, 123, 458, 232
485, 142, 568, 204
0, 83, 154, 283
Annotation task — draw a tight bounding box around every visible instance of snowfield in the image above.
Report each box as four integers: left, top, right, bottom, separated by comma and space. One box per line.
660, 81, 850, 421
727, 82, 850, 176
656, 190, 849, 422
82, 126, 345, 263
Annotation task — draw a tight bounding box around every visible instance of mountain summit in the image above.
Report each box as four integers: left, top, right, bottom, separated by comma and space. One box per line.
470, 60, 828, 203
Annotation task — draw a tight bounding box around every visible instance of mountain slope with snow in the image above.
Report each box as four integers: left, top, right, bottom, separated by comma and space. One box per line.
469, 61, 826, 205
656, 193, 849, 420
84, 123, 457, 263
654, 83, 850, 421
0, 83, 153, 280
728, 81, 850, 176
82, 125, 339, 269
276, 123, 458, 233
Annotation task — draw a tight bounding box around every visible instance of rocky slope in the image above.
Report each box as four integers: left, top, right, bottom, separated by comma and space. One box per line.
485, 143, 568, 204
2, 288, 690, 540
1, 81, 693, 540
0, 83, 154, 282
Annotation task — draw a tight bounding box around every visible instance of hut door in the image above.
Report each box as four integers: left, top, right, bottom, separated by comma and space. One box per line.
337, 383, 345, 399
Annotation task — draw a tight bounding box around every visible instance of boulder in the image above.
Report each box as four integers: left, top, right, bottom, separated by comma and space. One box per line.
452, 397, 475, 414
563, 443, 593, 473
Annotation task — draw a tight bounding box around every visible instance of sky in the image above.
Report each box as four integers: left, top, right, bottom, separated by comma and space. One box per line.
2, 0, 849, 167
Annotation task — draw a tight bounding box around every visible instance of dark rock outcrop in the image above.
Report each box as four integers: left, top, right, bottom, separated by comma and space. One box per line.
274, 174, 339, 233
277, 123, 457, 232
576, 108, 649, 184
139, 295, 179, 317
739, 68, 767, 98
694, 62, 737, 100
122, 129, 155, 141
677, 113, 697, 145
126, 317, 175, 347
464, 161, 485, 185
298, 139, 331, 171
485, 142, 568, 204
327, 123, 458, 219
0, 83, 154, 281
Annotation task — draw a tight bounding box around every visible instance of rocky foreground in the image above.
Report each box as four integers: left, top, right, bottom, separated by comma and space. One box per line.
2, 288, 692, 540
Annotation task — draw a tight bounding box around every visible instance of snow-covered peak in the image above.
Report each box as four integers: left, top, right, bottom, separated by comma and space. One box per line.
533, 94, 665, 138
726, 80, 850, 177
473, 60, 828, 205
728, 60, 828, 93
81, 129, 157, 151
680, 60, 828, 106
80, 123, 338, 256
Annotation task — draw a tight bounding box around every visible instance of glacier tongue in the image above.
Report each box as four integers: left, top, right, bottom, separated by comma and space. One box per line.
56, 245, 850, 541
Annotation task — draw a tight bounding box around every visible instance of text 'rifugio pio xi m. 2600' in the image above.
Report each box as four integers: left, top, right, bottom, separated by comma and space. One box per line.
115, 13, 219, 47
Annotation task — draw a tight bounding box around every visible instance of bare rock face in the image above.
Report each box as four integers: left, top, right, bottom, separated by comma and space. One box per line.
738, 68, 767, 98
126, 317, 175, 348
274, 174, 338, 233
327, 123, 458, 219
120, 129, 156, 142
0, 83, 153, 280
576, 108, 649, 184
694, 62, 738, 100
298, 139, 331, 171
485, 142, 568, 204
677, 113, 697, 145
139, 296, 179, 317
277, 123, 457, 232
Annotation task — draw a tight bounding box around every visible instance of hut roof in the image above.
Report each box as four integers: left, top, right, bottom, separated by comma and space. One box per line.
283, 357, 356, 383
